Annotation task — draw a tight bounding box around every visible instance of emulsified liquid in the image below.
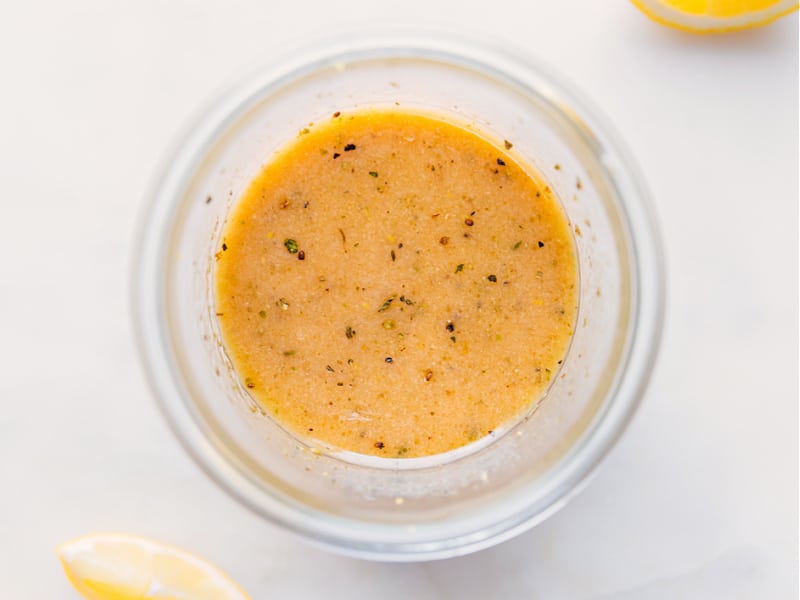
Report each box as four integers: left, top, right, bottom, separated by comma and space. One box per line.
215, 110, 577, 458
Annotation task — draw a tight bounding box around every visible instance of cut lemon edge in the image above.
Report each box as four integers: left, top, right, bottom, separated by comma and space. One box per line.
631, 0, 799, 33
57, 533, 251, 600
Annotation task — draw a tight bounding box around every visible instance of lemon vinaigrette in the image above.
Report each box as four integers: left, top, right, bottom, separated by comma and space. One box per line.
215, 110, 578, 458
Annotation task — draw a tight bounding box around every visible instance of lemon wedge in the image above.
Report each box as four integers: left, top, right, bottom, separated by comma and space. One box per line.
631, 0, 798, 32
57, 533, 251, 600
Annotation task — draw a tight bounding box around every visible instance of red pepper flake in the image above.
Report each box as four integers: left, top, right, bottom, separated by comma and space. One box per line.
333, 111, 341, 118
439, 236, 449, 245
298, 250, 305, 260
424, 369, 433, 381
344, 143, 356, 151
374, 441, 385, 449
464, 218, 474, 226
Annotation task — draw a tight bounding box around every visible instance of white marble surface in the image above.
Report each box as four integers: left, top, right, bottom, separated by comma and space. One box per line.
0, 2, 797, 598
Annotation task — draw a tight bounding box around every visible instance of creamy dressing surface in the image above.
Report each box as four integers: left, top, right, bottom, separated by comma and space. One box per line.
215, 110, 578, 458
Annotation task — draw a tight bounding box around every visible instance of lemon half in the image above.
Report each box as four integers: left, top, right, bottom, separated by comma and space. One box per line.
57, 533, 251, 600
631, 0, 798, 33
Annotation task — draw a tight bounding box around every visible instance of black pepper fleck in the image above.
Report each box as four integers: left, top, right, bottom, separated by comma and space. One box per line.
385, 357, 393, 363
497, 158, 506, 166
488, 274, 497, 282
344, 143, 356, 151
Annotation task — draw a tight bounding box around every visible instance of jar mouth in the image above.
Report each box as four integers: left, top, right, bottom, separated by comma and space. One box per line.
131, 30, 665, 561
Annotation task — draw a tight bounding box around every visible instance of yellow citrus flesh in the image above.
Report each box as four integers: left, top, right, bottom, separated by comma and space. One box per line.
57, 533, 251, 600
631, 0, 798, 32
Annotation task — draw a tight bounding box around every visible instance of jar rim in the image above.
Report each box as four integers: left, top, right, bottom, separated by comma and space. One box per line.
131, 29, 665, 561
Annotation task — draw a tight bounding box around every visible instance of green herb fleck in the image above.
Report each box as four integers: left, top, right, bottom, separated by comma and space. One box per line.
283, 350, 296, 356
369, 171, 378, 178
378, 295, 396, 312
345, 326, 356, 339
284, 238, 299, 254
399, 295, 414, 305
450, 336, 456, 343
258, 310, 266, 318
391, 250, 396, 262
455, 263, 464, 273
513, 240, 522, 250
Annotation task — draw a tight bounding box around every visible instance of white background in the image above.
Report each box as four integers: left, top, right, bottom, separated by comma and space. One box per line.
0, 1, 797, 598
